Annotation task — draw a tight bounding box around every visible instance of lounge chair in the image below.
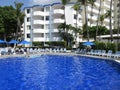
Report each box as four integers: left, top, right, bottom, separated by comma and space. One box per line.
112, 51, 120, 58
87, 49, 94, 55
104, 50, 112, 57
100, 50, 106, 56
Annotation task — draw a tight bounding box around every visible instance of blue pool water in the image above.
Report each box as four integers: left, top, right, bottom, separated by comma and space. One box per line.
0, 55, 120, 90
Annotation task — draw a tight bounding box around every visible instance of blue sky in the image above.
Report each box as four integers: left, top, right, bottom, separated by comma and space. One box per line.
0, 0, 62, 8
0, 0, 31, 7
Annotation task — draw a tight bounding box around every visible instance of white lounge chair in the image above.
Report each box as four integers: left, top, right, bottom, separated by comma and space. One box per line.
112, 51, 120, 58
105, 50, 112, 57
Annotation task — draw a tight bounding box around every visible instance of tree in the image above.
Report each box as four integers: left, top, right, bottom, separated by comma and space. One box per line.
109, 0, 113, 42
100, 14, 105, 26
61, 0, 70, 27
14, 1, 25, 41
96, 0, 102, 40
88, 0, 96, 27
70, 25, 81, 47
72, 2, 81, 28
83, 26, 108, 40
0, 6, 17, 41
117, 0, 120, 43
58, 23, 74, 47
77, 0, 89, 41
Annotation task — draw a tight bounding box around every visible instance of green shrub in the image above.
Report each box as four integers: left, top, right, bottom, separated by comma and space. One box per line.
117, 43, 120, 51
33, 42, 44, 47
106, 42, 116, 53
66, 46, 72, 50
97, 42, 106, 50
93, 41, 106, 50
33, 41, 66, 47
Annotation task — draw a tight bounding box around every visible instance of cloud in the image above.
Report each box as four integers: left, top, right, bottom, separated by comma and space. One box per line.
31, 0, 61, 5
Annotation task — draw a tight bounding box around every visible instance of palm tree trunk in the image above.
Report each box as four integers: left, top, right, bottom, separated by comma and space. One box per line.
96, 0, 102, 41
109, 0, 113, 42
64, 6, 66, 26
90, 5, 93, 27
117, 0, 120, 43
84, 2, 89, 41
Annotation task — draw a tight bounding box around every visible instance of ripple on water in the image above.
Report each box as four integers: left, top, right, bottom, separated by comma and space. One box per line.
0, 55, 120, 90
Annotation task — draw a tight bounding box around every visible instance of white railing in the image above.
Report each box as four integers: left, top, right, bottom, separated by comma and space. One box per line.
33, 20, 44, 24
33, 38, 44, 41
54, 19, 64, 23
53, 37, 61, 41
33, 29, 44, 33
53, 29, 59, 32
53, 9, 64, 14
33, 11, 44, 16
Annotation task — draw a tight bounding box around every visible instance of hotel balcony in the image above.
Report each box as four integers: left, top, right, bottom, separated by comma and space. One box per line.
52, 37, 61, 41
33, 29, 44, 33
104, 3, 110, 9
87, 7, 99, 14
104, 19, 113, 24
53, 9, 64, 15
53, 29, 59, 32
33, 38, 45, 41
26, 30, 30, 33
53, 19, 64, 23
33, 11, 45, 16
33, 20, 44, 25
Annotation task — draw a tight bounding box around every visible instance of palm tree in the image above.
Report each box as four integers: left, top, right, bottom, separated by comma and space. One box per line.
109, 0, 113, 42
88, 0, 96, 27
58, 23, 74, 47
96, 0, 102, 41
72, 2, 82, 47
61, 0, 70, 28
117, 0, 120, 43
14, 1, 24, 41
77, 0, 89, 41
100, 14, 105, 26
70, 25, 81, 47
72, 2, 81, 28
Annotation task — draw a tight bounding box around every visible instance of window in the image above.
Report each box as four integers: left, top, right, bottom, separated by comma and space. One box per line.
46, 16, 49, 20
45, 24, 50, 29
34, 33, 44, 37
27, 9, 30, 13
27, 17, 30, 22
41, 25, 44, 29
74, 14, 77, 19
27, 25, 31, 30
46, 7, 50, 12
27, 34, 30, 38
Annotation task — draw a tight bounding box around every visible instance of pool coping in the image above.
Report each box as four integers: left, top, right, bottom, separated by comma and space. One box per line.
0, 52, 120, 63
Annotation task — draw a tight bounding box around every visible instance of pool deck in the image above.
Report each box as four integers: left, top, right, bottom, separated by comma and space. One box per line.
0, 52, 120, 63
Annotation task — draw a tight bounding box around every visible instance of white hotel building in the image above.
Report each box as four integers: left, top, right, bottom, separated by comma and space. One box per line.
23, 1, 114, 46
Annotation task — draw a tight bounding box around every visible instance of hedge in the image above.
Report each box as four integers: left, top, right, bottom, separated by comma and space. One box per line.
32, 41, 66, 47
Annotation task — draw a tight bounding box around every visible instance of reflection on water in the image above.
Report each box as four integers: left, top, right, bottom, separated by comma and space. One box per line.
0, 55, 120, 90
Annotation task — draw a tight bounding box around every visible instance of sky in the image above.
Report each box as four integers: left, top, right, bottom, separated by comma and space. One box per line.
0, 0, 61, 8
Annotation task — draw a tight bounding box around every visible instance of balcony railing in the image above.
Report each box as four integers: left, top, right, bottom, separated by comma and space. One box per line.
53, 19, 64, 23
33, 20, 44, 24
33, 11, 44, 16
33, 29, 44, 33
53, 9, 64, 14
53, 37, 61, 41
33, 38, 45, 41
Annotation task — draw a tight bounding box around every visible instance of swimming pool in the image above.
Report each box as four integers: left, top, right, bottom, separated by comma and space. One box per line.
0, 55, 120, 90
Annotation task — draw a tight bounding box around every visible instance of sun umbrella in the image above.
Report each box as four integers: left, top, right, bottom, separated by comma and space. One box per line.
19, 40, 30, 44
0, 40, 6, 43
83, 42, 95, 46
8, 40, 18, 44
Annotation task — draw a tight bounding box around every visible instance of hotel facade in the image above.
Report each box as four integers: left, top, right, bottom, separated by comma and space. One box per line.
23, 1, 114, 46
